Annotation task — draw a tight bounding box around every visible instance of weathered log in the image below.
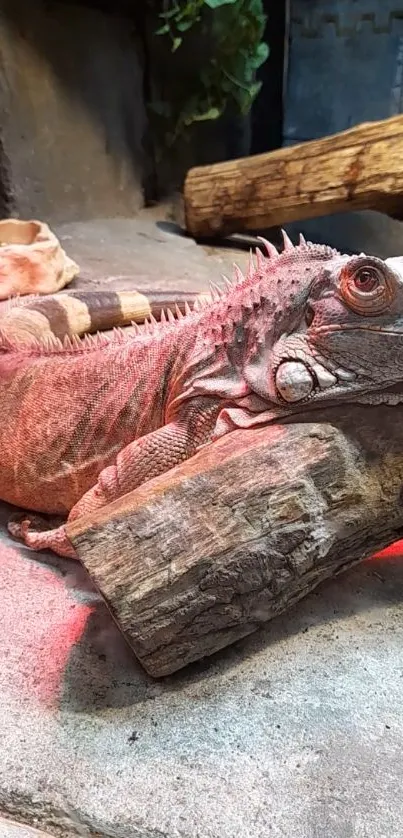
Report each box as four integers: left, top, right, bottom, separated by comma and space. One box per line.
67, 405, 403, 678
0, 817, 56, 838
183, 115, 403, 239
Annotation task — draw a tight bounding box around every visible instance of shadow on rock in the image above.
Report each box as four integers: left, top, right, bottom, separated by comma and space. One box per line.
59, 551, 403, 712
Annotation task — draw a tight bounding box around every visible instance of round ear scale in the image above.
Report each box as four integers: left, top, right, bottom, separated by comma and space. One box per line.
339, 256, 396, 316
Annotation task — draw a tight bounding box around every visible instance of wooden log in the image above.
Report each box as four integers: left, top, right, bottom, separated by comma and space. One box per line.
67, 405, 403, 678
0, 817, 57, 838
183, 115, 403, 239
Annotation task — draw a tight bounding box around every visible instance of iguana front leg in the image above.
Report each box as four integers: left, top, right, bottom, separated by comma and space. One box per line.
8, 399, 220, 558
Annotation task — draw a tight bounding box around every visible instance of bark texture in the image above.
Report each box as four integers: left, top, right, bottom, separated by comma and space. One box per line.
184, 115, 403, 238
67, 405, 403, 677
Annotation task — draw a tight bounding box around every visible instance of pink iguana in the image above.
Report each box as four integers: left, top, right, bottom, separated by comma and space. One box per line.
2, 231, 403, 559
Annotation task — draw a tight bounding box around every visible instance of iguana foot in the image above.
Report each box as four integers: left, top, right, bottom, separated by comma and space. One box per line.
7, 514, 78, 559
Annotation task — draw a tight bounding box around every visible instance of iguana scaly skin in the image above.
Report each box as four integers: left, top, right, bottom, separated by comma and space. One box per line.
3, 231, 403, 559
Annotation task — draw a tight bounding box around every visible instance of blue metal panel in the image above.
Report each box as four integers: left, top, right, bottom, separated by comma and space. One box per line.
283, 1, 403, 256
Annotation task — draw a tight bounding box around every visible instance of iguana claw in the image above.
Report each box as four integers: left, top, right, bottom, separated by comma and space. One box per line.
7, 514, 78, 560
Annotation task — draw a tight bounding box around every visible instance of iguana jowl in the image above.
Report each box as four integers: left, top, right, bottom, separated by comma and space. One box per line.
2, 231, 403, 559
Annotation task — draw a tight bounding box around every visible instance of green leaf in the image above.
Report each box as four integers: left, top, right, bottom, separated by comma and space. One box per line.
177, 19, 195, 31
246, 0, 266, 17
155, 23, 170, 35
151, 0, 268, 143
250, 41, 269, 68
159, 6, 181, 19
190, 106, 222, 122
238, 79, 262, 112
204, 0, 238, 7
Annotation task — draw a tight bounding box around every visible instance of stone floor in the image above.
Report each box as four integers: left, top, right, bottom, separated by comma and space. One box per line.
54, 212, 252, 295
1, 218, 403, 838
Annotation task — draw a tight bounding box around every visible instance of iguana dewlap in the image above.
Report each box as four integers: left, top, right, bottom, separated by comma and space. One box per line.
3, 231, 403, 559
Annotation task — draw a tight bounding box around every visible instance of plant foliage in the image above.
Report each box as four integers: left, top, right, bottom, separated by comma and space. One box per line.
148, 0, 268, 144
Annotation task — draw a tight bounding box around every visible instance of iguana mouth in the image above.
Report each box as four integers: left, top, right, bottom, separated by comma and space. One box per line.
354, 382, 403, 406
274, 356, 403, 407
310, 380, 403, 408
313, 324, 403, 336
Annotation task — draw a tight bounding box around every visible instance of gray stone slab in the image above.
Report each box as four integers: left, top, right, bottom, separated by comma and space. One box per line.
54, 215, 251, 294
0, 495, 403, 837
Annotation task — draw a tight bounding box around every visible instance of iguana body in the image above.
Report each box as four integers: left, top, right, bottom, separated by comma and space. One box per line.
2, 231, 403, 559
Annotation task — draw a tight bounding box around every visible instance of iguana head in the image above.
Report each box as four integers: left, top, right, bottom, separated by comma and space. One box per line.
231, 232, 403, 411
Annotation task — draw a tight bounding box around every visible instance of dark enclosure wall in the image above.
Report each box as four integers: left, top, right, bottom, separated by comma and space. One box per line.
0, 0, 147, 222
0, 0, 287, 222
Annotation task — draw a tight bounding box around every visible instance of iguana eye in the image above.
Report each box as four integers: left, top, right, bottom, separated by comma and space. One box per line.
352, 266, 381, 293
340, 258, 395, 316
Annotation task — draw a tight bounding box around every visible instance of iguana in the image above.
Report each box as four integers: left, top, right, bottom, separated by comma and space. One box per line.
2, 230, 403, 559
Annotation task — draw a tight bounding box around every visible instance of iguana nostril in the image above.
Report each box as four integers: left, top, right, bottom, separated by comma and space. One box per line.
275, 361, 314, 402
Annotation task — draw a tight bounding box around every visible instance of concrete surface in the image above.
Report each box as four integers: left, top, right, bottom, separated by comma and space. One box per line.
0, 0, 145, 221
1, 504, 403, 838
1, 216, 403, 837
54, 214, 251, 294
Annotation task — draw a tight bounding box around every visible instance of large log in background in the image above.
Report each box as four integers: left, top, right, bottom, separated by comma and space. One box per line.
67, 405, 403, 678
184, 115, 403, 239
